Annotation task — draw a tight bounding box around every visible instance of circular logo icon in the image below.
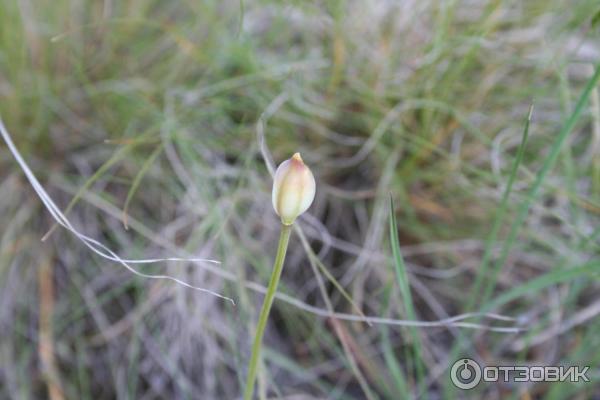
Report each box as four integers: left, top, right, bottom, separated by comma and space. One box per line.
450, 358, 481, 390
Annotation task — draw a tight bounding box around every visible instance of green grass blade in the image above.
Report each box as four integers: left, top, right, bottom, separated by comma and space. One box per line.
122, 144, 164, 229
389, 195, 426, 398
480, 64, 600, 305
467, 104, 532, 309
380, 282, 409, 395
484, 260, 600, 312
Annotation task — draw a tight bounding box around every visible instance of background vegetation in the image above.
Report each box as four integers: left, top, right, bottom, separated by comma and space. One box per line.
1, 0, 599, 398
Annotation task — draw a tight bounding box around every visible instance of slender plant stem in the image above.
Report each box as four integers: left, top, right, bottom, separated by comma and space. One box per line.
244, 223, 292, 400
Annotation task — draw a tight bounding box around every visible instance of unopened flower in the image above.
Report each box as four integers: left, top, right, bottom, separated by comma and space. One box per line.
272, 153, 316, 225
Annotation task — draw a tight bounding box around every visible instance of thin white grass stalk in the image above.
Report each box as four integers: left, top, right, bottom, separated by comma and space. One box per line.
245, 282, 524, 332
257, 92, 288, 177
0, 118, 234, 304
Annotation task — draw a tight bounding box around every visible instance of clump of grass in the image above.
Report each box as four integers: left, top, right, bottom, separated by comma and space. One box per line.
1, 0, 600, 399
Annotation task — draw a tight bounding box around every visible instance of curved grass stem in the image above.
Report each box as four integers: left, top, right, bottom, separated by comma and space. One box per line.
244, 223, 292, 399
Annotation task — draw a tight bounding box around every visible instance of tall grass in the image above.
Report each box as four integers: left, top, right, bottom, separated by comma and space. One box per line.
1, 0, 599, 398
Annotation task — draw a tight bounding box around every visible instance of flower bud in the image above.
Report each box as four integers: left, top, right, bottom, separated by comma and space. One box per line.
272, 153, 316, 225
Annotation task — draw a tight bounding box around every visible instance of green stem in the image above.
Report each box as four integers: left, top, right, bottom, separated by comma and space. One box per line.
244, 223, 292, 400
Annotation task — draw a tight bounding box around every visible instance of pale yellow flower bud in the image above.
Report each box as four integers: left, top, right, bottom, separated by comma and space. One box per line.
272, 153, 316, 225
